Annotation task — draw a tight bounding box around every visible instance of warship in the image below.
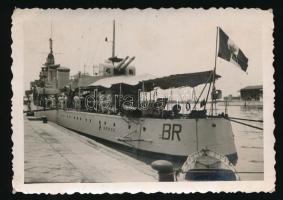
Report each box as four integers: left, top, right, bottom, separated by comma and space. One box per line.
29, 20, 238, 165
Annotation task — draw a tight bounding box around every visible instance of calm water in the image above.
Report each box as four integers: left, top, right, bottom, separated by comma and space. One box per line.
220, 105, 263, 180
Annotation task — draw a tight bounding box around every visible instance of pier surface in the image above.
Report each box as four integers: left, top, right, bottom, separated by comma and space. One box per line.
24, 116, 158, 183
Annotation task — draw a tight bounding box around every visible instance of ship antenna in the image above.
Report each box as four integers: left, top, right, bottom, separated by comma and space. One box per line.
112, 20, 115, 58
49, 22, 53, 54
51, 22, 53, 39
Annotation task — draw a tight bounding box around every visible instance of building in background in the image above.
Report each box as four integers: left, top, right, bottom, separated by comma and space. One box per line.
240, 85, 263, 101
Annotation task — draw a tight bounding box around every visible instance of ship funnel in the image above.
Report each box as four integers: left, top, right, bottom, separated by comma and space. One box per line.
121, 56, 135, 70
115, 56, 129, 70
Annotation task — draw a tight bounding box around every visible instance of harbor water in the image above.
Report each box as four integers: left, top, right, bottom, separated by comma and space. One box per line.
221, 105, 263, 180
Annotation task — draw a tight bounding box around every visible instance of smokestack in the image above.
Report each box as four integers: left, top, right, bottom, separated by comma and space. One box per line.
121, 56, 135, 70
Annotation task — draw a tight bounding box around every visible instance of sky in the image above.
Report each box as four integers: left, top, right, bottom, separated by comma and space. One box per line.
18, 9, 272, 96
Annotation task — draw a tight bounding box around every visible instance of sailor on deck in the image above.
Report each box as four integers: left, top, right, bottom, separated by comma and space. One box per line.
63, 95, 67, 109
73, 95, 81, 110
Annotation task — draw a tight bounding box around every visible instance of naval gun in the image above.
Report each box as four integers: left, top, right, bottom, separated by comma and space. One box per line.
120, 56, 135, 70
115, 56, 129, 70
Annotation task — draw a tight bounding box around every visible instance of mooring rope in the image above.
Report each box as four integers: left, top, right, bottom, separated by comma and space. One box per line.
177, 170, 263, 174
228, 118, 263, 130
236, 171, 264, 174
228, 116, 263, 123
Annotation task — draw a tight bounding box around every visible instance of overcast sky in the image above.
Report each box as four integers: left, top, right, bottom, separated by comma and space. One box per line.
18, 9, 272, 96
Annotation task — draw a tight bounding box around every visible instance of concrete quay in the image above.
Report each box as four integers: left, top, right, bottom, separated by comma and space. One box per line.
24, 116, 158, 183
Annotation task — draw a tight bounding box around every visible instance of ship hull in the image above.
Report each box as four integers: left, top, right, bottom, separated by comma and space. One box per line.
34, 109, 238, 164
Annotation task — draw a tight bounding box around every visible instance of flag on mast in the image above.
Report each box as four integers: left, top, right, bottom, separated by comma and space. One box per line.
217, 28, 248, 72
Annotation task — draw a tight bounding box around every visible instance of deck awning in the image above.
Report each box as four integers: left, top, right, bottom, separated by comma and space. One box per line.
87, 70, 220, 90
141, 70, 220, 90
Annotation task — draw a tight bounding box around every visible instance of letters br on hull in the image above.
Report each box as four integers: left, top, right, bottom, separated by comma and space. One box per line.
162, 124, 182, 141
12, 8, 275, 193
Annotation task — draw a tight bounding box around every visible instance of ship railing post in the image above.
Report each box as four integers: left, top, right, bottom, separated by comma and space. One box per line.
138, 89, 141, 110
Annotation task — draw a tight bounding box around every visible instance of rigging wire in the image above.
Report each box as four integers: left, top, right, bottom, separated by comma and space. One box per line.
192, 71, 213, 110
228, 117, 263, 123
227, 118, 263, 130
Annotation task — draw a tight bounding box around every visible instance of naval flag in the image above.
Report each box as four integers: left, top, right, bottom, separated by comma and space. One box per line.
217, 28, 248, 72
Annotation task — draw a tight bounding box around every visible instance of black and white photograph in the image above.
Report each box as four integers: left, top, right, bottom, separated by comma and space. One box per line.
11, 8, 274, 193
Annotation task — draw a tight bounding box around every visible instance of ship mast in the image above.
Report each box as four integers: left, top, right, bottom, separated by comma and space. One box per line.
112, 20, 115, 58
211, 27, 219, 115
49, 38, 53, 54
50, 22, 53, 54
45, 23, 55, 66
107, 20, 122, 64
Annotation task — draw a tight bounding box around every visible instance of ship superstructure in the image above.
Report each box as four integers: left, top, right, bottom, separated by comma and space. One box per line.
30, 36, 70, 107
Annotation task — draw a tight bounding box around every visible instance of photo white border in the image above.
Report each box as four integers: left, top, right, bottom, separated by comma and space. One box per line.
11, 8, 275, 194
